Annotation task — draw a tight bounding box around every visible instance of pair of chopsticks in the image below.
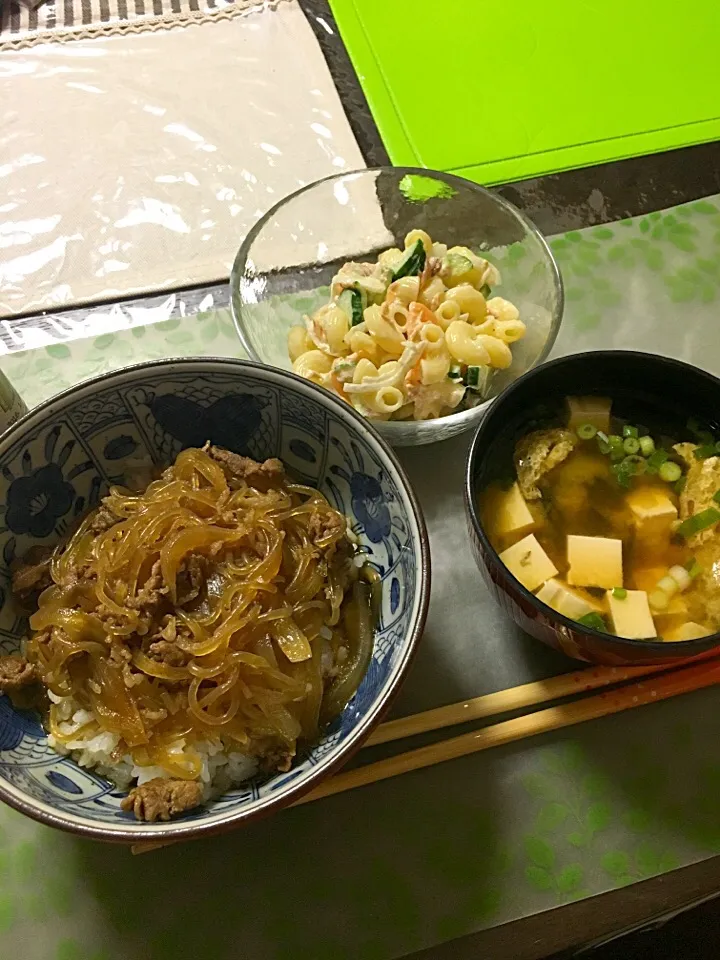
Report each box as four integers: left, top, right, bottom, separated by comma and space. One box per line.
132, 652, 720, 854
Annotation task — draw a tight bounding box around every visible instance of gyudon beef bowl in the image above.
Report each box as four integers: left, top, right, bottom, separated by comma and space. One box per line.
0, 359, 429, 842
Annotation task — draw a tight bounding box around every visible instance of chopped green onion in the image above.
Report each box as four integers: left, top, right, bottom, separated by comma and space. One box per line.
576, 423, 598, 440
694, 444, 716, 460
646, 449, 669, 474
685, 558, 703, 579
676, 507, 720, 539
657, 575, 679, 597
649, 590, 669, 611
639, 435, 656, 457
623, 425, 639, 438
596, 431, 612, 455
713, 490, 720, 505
607, 435, 624, 461
668, 565, 691, 591
479, 284, 491, 297
674, 476, 687, 495
448, 364, 463, 381
577, 612, 607, 633
658, 461, 682, 483
612, 587, 627, 599
611, 462, 633, 488
623, 437, 640, 455
622, 455, 647, 476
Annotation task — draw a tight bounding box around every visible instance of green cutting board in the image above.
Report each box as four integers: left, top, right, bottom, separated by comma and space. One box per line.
329, 0, 720, 185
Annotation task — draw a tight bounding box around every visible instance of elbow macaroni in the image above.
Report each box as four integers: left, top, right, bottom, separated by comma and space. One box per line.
404, 229, 433, 254
288, 325, 313, 362
445, 284, 487, 323
287, 230, 524, 421
445, 321, 492, 367
319, 304, 350, 355
292, 350, 333, 382
364, 305, 404, 356
435, 298, 463, 329
387, 276, 420, 305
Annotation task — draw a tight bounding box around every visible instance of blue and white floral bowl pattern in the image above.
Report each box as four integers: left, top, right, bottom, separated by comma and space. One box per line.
0, 359, 430, 842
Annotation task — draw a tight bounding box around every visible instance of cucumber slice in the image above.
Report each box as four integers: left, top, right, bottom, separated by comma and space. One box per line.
465, 365, 481, 388
391, 239, 426, 281
444, 252, 474, 281
337, 287, 366, 327
464, 365, 495, 396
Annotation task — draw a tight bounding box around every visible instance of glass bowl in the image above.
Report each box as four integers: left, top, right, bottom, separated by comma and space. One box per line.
230, 167, 564, 447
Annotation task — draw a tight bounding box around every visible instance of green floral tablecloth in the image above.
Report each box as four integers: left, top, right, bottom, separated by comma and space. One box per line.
2, 196, 720, 960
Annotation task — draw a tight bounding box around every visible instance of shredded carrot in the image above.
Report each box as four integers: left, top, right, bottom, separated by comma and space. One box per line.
405, 362, 422, 388
406, 301, 435, 340
330, 374, 348, 399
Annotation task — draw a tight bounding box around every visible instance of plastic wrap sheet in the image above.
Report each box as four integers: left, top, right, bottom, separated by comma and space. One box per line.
0, 1, 364, 317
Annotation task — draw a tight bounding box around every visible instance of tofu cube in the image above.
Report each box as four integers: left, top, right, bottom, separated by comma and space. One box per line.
626, 488, 677, 539
490, 482, 535, 539
499, 534, 558, 592
653, 596, 690, 632
536, 578, 601, 620
664, 622, 712, 642
567, 396, 611, 433
607, 590, 656, 639
567, 535, 623, 590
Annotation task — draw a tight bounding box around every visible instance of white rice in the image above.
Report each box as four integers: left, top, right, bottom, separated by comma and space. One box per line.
44, 636, 341, 796
46, 692, 259, 798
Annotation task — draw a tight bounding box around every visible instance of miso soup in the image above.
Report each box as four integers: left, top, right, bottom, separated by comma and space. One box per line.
481, 396, 720, 642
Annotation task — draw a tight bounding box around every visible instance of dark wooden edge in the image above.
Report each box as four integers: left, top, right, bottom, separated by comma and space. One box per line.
404, 857, 720, 960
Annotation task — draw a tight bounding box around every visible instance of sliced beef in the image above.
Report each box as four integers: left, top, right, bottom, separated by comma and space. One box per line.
127, 559, 167, 612
307, 507, 346, 546
0, 655, 37, 692
120, 777, 203, 821
176, 556, 204, 606
109, 642, 132, 665
259, 744, 295, 774
11, 546, 53, 602
207, 446, 284, 490
122, 662, 144, 689
147, 640, 187, 668
88, 504, 120, 536
144, 617, 189, 668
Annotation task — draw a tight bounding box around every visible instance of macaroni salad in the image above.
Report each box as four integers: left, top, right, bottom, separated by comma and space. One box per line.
287, 230, 526, 421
